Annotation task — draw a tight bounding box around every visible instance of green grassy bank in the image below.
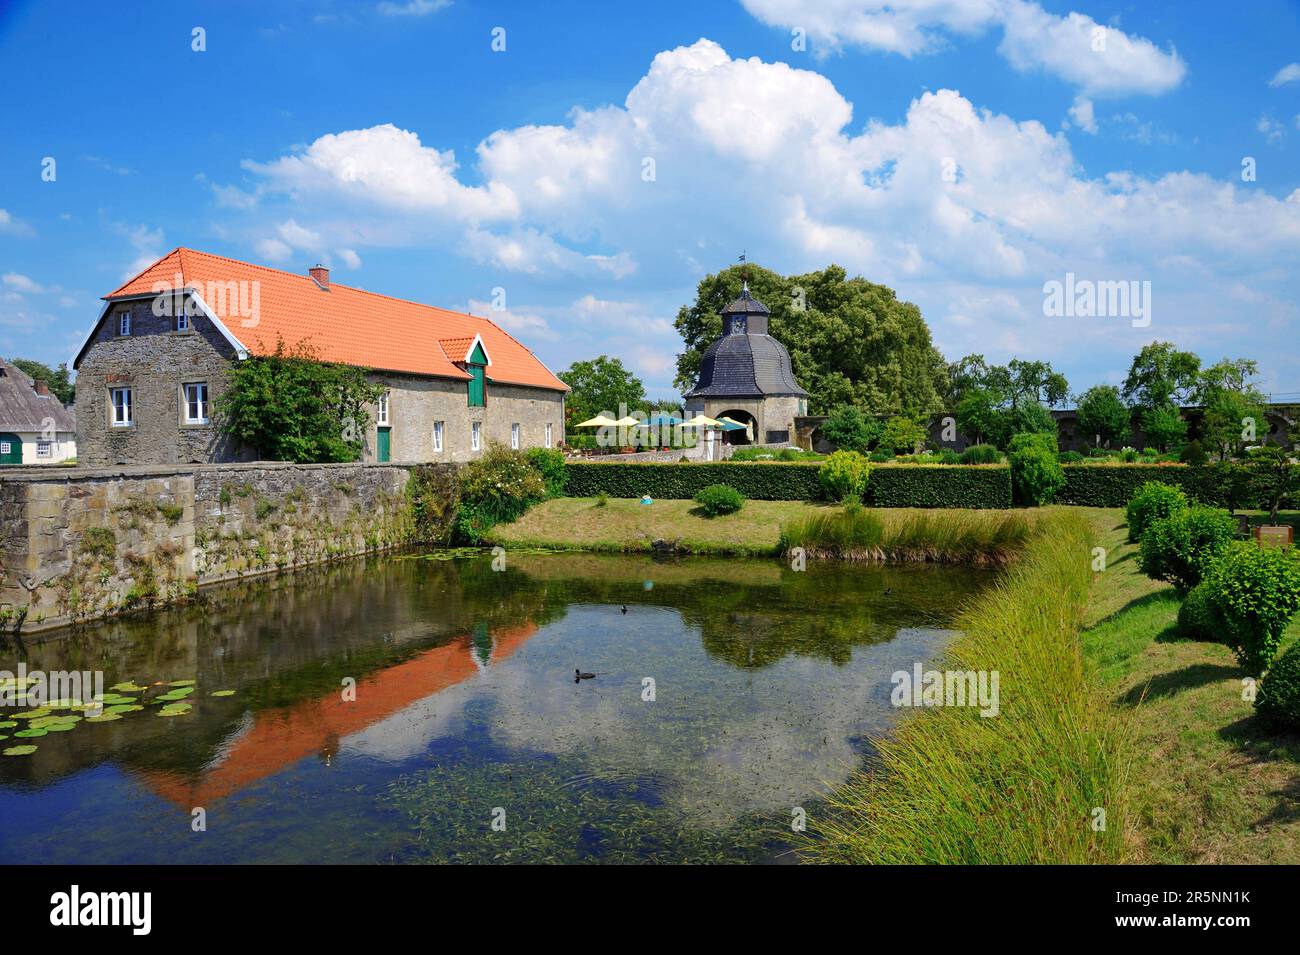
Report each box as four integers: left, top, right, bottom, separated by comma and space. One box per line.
802, 510, 1131, 863
1080, 509, 1300, 863
488, 497, 1044, 562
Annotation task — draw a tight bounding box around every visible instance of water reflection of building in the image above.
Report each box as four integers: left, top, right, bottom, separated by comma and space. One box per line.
141, 622, 537, 806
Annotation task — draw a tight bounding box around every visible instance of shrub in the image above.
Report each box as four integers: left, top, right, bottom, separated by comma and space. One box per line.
1255, 641, 1300, 730
1177, 579, 1221, 640
868, 451, 891, 463
456, 442, 547, 542
525, 447, 567, 498
960, 444, 1002, 464
880, 416, 928, 455
1204, 541, 1300, 673
1008, 432, 1064, 506
939, 450, 960, 464
1138, 506, 1236, 592
693, 483, 744, 516
818, 451, 872, 503
1058, 451, 1084, 464
821, 406, 880, 454
1125, 481, 1189, 542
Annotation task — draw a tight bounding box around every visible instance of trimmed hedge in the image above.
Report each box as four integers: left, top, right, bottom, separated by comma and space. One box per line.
565, 461, 822, 501
564, 461, 1012, 508
868, 465, 1011, 508
1056, 463, 1298, 509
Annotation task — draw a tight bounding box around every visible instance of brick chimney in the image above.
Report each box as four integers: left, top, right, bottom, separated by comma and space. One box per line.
34, 379, 49, 396
309, 264, 330, 289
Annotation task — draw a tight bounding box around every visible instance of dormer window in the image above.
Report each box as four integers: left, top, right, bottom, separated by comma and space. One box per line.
466, 341, 488, 408
118, 309, 131, 336
176, 296, 189, 332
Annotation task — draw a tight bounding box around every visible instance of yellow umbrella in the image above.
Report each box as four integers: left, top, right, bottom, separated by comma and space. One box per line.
684, 414, 724, 427
573, 414, 618, 427
612, 416, 641, 427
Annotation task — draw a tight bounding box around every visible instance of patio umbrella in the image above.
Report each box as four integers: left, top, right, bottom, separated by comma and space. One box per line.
640, 412, 686, 427
683, 414, 724, 427
572, 414, 618, 427
612, 416, 641, 427
716, 416, 748, 431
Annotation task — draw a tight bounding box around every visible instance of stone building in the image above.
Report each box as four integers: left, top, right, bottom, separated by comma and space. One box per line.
683, 284, 808, 444
72, 248, 567, 466
0, 358, 76, 464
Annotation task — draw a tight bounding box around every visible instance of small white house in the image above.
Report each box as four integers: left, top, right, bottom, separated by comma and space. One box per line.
0, 359, 77, 465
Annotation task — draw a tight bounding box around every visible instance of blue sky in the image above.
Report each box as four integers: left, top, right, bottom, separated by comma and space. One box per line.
2, 0, 1299, 402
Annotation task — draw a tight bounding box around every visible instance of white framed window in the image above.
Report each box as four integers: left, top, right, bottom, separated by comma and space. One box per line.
471, 421, 481, 452
511, 423, 520, 449
111, 387, 133, 427
183, 382, 209, 424
36, 441, 51, 457
377, 390, 389, 425
545, 422, 553, 448
0, 441, 10, 455
433, 420, 444, 453
176, 299, 189, 332
118, 310, 131, 336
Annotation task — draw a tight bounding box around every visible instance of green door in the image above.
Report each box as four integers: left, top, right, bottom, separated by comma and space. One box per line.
0, 433, 21, 465
377, 427, 391, 463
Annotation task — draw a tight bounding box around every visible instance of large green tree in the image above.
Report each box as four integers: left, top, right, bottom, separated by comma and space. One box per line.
558, 355, 647, 429
1122, 342, 1201, 411
949, 353, 1067, 449
673, 264, 947, 417
1074, 385, 1131, 448
1194, 358, 1268, 460
8, 357, 74, 404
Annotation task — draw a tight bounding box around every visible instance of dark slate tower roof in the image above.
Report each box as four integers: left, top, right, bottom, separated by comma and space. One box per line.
684, 284, 808, 399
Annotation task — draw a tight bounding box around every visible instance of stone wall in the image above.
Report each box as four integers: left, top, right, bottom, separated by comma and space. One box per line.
0, 461, 457, 634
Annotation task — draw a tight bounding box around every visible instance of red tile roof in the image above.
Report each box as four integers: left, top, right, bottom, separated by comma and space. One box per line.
103, 248, 567, 392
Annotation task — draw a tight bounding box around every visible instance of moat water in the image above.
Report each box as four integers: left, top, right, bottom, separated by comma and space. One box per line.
0, 550, 992, 863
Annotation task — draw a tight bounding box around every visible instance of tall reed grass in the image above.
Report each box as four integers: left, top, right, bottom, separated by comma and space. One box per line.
778, 508, 1035, 565
802, 511, 1132, 863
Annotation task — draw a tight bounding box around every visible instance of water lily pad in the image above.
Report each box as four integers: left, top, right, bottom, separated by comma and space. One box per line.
45, 698, 83, 710
14, 728, 47, 738
210, 690, 236, 697
2, 745, 37, 756
168, 680, 196, 687
84, 713, 122, 723
106, 704, 143, 714
0, 721, 16, 729
111, 682, 148, 693
43, 722, 76, 732
0, 734, 6, 741
14, 708, 50, 720
157, 707, 191, 717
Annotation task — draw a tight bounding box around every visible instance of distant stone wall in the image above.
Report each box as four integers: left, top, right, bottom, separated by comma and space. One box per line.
0, 461, 457, 634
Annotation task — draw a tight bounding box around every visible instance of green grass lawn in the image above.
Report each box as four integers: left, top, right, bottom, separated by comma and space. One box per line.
488, 497, 1043, 557
1080, 508, 1300, 863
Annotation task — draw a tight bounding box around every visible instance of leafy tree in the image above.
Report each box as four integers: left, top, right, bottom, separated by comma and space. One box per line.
1195, 358, 1267, 460
1140, 403, 1188, 452
949, 353, 1064, 449
1075, 385, 1130, 448
1122, 342, 1200, 410
674, 263, 947, 417
218, 339, 383, 463
820, 406, 881, 453
1006, 359, 1070, 407
559, 355, 646, 429
8, 357, 74, 404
